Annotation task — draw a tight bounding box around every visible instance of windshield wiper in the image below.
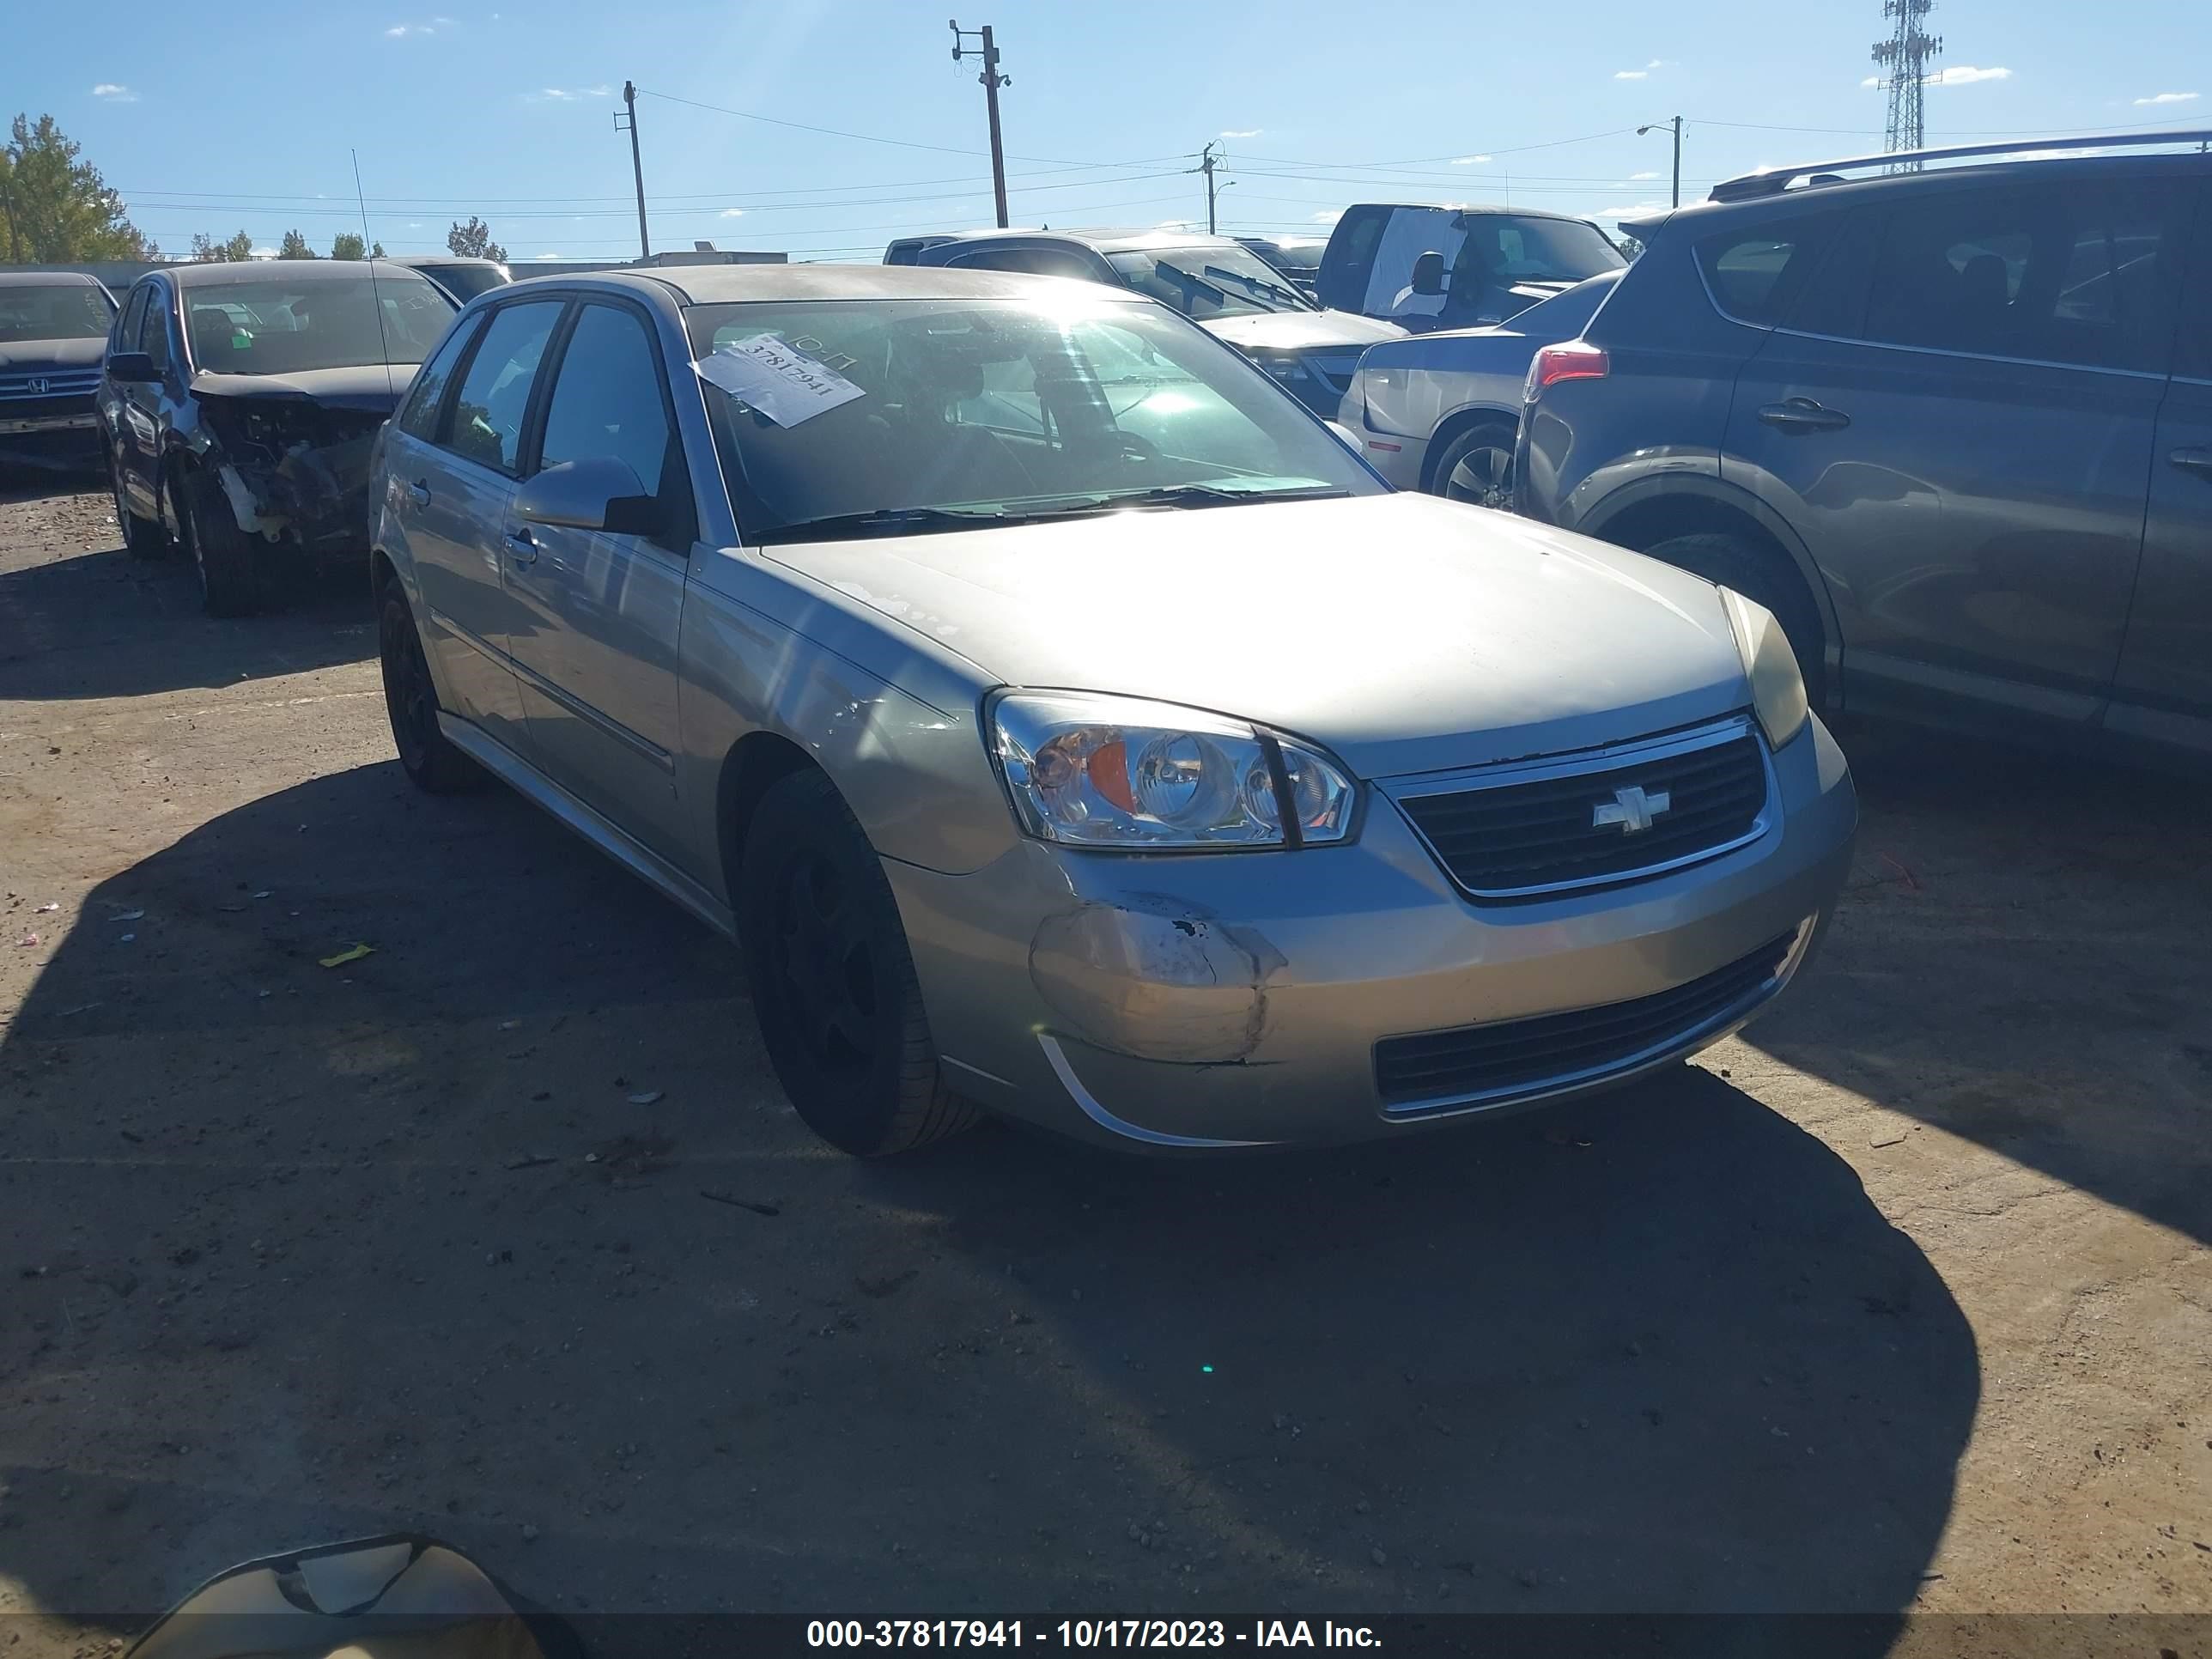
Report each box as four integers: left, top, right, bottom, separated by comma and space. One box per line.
1099, 482, 1352, 510
757, 505, 1018, 543
1201, 264, 1310, 312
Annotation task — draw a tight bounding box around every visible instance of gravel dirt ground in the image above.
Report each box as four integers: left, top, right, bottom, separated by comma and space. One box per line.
1, 482, 2207, 1653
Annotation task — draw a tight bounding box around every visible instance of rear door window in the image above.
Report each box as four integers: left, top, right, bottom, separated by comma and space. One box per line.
397, 313, 483, 441
1856, 179, 2185, 372
442, 300, 565, 476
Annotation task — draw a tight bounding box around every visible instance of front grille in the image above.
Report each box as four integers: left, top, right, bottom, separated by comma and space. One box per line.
1374, 930, 1799, 1111
0, 370, 101, 403
0, 393, 97, 422
1395, 726, 1770, 898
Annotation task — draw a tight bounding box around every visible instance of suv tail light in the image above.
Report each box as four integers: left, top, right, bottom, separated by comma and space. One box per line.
1524, 341, 1609, 401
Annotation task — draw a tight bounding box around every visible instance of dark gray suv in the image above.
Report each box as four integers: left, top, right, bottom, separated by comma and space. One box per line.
1516, 131, 2212, 762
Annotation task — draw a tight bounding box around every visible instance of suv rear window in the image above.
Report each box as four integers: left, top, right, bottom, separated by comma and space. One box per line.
1695, 218, 1842, 325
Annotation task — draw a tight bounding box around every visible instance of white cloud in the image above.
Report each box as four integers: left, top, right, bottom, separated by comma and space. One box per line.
1861, 75, 1883, 88
535, 84, 612, 101
2134, 90, 2198, 106
1927, 64, 2010, 85
535, 252, 562, 260
90, 82, 137, 101
1451, 155, 1491, 165
386, 22, 431, 36
1629, 169, 1661, 179
719, 207, 745, 219
1218, 128, 1261, 138
1594, 202, 1668, 220
1309, 208, 1343, 225
1614, 70, 1648, 80
406, 222, 423, 228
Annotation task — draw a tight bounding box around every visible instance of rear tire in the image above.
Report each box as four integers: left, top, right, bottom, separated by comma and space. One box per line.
1641, 530, 1827, 707
177, 466, 260, 617
378, 584, 485, 794
739, 769, 977, 1158
112, 454, 169, 560
1428, 420, 1517, 509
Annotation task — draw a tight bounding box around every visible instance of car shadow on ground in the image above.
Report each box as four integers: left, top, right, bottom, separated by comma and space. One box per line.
1743, 721, 2212, 1249
0, 763, 1974, 1638
0, 528, 371, 703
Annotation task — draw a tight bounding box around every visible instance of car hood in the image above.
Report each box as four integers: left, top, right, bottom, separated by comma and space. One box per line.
1200, 308, 1407, 353
185, 363, 410, 413
0, 337, 106, 371
769, 493, 1750, 779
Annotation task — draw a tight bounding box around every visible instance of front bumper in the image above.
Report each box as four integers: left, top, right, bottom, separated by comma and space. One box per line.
0, 404, 102, 469
886, 714, 1856, 1150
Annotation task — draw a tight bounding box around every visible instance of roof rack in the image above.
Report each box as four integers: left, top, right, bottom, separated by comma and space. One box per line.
1709, 127, 2212, 204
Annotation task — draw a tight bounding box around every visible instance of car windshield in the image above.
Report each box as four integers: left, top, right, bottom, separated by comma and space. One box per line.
1453, 214, 1626, 286
1106, 246, 1316, 317
181, 272, 454, 374
0, 283, 113, 343
684, 294, 1380, 544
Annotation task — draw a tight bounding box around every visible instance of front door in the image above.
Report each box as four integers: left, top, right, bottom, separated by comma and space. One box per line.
1723, 175, 2188, 735
2111, 185, 2212, 754
392, 297, 567, 756
501, 299, 690, 860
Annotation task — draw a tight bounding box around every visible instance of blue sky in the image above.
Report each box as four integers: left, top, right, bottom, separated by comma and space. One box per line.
32, 0, 2212, 263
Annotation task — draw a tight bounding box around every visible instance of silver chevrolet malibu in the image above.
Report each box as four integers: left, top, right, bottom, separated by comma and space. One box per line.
368, 264, 1856, 1157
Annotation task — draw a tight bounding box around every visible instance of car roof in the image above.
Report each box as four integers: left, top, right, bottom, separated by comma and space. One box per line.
165, 258, 436, 289
1337, 202, 1595, 224
511, 263, 1154, 307
1627, 138, 2212, 237
915, 227, 1253, 255
0, 270, 108, 289
396, 257, 506, 270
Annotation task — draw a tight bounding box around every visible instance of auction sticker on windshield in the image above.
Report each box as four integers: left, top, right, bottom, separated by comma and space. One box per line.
696, 334, 865, 427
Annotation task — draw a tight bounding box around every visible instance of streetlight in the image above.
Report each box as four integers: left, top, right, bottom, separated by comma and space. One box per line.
1637, 115, 1683, 210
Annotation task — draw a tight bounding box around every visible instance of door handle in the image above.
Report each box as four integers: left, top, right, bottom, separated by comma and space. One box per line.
1758, 398, 1852, 434
505, 527, 538, 567
407, 478, 431, 507
2170, 446, 2212, 483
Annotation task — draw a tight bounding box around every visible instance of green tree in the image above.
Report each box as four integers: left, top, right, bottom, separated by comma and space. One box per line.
0, 112, 157, 261
278, 228, 318, 259
327, 231, 385, 259
190, 229, 255, 262
447, 216, 507, 262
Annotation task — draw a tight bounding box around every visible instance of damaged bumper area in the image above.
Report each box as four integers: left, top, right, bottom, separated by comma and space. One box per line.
197, 398, 388, 564
884, 717, 1858, 1151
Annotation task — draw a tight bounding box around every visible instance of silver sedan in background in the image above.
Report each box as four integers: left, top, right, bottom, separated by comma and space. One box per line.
368, 264, 1853, 1157
1337, 270, 1621, 506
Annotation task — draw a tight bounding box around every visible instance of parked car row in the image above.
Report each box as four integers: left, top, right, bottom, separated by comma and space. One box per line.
11, 127, 2198, 1163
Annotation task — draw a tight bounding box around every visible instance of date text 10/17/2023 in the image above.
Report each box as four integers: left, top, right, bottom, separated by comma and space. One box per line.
805, 1622, 1382, 1649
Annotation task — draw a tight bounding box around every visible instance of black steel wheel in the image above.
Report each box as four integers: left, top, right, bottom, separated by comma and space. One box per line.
378, 583, 483, 793
739, 768, 977, 1157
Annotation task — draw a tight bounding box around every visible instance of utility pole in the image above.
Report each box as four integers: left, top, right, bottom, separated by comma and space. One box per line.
1871, 0, 1942, 169
1197, 141, 1225, 234
1637, 115, 1683, 209
617, 82, 650, 260
950, 21, 1011, 228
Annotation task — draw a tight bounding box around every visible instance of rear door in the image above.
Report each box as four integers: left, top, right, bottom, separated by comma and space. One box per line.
502, 298, 693, 859
389, 296, 568, 758
1723, 174, 2187, 734
2110, 181, 2212, 753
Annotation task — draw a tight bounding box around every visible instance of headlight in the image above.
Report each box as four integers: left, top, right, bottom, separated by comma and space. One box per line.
991, 691, 1354, 850
1720, 588, 1809, 750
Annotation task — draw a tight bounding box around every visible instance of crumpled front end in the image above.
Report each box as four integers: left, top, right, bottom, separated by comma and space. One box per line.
193, 396, 392, 563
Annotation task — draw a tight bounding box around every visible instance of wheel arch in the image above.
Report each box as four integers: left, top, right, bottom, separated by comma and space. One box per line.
714, 729, 826, 901
1581, 475, 1843, 702
1419, 404, 1522, 494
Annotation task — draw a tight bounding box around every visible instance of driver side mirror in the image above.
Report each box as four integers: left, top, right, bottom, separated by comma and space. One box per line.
106, 350, 159, 383
513, 456, 663, 538
1409, 252, 1447, 298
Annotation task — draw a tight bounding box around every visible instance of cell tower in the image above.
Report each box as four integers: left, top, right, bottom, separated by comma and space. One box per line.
1870, 0, 1942, 167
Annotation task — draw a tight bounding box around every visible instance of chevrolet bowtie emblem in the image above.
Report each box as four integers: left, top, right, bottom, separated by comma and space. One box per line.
1592, 784, 1672, 834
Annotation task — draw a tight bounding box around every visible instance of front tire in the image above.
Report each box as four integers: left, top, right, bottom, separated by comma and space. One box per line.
176, 466, 259, 616
1428, 421, 1516, 509
112, 454, 169, 560
739, 769, 977, 1158
378, 584, 485, 793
